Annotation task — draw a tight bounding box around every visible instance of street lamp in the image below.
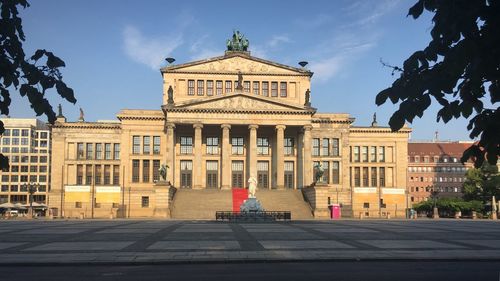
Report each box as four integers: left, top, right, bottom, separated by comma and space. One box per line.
23, 182, 39, 219
431, 189, 439, 219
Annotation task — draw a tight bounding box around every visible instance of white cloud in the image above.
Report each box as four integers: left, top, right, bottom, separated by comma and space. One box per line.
190, 48, 221, 61
122, 25, 183, 70
268, 35, 290, 47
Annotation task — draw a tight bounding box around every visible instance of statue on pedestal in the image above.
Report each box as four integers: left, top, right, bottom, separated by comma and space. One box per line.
314, 163, 324, 183
248, 176, 257, 198
159, 164, 168, 182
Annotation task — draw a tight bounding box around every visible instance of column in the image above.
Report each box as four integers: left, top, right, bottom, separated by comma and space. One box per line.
275, 125, 286, 189
303, 125, 313, 187
297, 130, 304, 189
248, 125, 258, 183
193, 123, 203, 189
165, 123, 176, 184
221, 124, 231, 189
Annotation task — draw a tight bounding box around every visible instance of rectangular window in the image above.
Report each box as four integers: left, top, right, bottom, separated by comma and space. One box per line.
77, 143, 84, 159
284, 137, 294, 156
271, 82, 278, 97
21, 138, 29, 145
12, 129, 19, 136
354, 167, 361, 187
244, 81, 250, 93
322, 138, 329, 156
153, 137, 160, 155
353, 146, 360, 162
206, 80, 214, 96
85, 165, 92, 185
188, 80, 195, 95
30, 156, 38, 163
21, 129, 29, 136
370, 146, 377, 162
371, 167, 377, 187
257, 137, 269, 155
362, 167, 369, 186
280, 82, 287, 97
114, 143, 120, 159
96, 143, 103, 160
141, 196, 149, 208
362, 146, 368, 162
234, 80, 239, 90
257, 161, 269, 189
77, 165, 83, 185
142, 160, 150, 183
180, 136, 193, 154
105, 143, 112, 160
86, 143, 93, 160
132, 160, 140, 183
379, 147, 385, 162
180, 160, 193, 188
153, 160, 160, 182
312, 138, 320, 156
95, 165, 102, 185
322, 161, 329, 183
379, 167, 385, 187
197, 80, 204, 96
284, 161, 294, 189
206, 137, 219, 155
12, 138, 19, 145
332, 138, 339, 156
232, 161, 244, 188
132, 136, 140, 154
231, 137, 244, 155
206, 161, 218, 189
253, 81, 260, 95
143, 136, 150, 154
104, 165, 111, 185
216, 80, 223, 95
225, 80, 232, 93
332, 161, 340, 184
2, 138, 9, 145
262, 82, 269, 96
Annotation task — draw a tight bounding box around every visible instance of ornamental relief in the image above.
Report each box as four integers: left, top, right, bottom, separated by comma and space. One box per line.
185, 96, 297, 111
179, 57, 296, 74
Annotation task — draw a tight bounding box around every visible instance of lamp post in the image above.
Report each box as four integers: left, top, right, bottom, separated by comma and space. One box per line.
23, 182, 39, 219
431, 189, 439, 219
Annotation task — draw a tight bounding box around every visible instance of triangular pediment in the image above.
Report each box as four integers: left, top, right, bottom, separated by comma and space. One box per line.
161, 53, 311, 76
173, 93, 311, 112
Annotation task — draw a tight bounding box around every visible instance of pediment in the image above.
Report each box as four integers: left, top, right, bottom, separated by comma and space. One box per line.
174, 94, 309, 112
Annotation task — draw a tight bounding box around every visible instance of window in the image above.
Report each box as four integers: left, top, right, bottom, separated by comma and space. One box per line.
371, 167, 377, 187
414, 156, 420, 163
143, 136, 150, 154
75, 202, 82, 208
244, 81, 250, 93
271, 82, 278, 97
262, 82, 269, 96
95, 165, 102, 185
21, 129, 29, 136
197, 80, 204, 95
378, 146, 385, 162
1, 147, 9, 153
284, 137, 294, 156
188, 80, 195, 95
40, 156, 47, 163
363, 167, 369, 186
77, 165, 83, 185
2, 138, 9, 145
104, 165, 111, 185
322, 161, 329, 183
280, 82, 287, 97
232, 137, 244, 155
284, 161, 294, 189
40, 132, 48, 139
206, 161, 218, 189
77, 143, 84, 159
379, 167, 386, 187
3, 129, 10, 136
153, 137, 160, 155
105, 143, 112, 160
206, 137, 219, 155
142, 160, 150, 182
132, 136, 140, 154
332, 162, 340, 184
30, 166, 37, 172
354, 167, 361, 187
370, 146, 377, 162
12, 138, 19, 145
85, 165, 92, 185
232, 161, 244, 188
8, 175, 16, 182
96, 143, 103, 160
216, 80, 223, 95
21, 138, 29, 145
225, 80, 232, 93
153, 160, 160, 182
113, 165, 119, 185
180, 160, 193, 188
40, 166, 47, 173
30, 156, 38, 163
257, 137, 269, 155
12, 129, 19, 136
114, 143, 120, 159
361, 146, 368, 162
312, 138, 320, 156
253, 81, 260, 95
353, 146, 360, 162
207, 80, 214, 96
132, 160, 140, 182
10, 185, 18, 192
180, 136, 193, 154
141, 196, 149, 208
86, 143, 93, 160
332, 138, 339, 156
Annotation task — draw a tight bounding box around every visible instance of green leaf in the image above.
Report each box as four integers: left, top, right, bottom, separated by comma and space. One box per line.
388, 111, 405, 131
375, 88, 391, 106
30, 49, 46, 61
46, 52, 66, 68
55, 81, 77, 104
408, 0, 424, 19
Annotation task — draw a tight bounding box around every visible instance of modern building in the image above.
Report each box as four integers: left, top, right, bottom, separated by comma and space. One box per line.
407, 141, 473, 204
0, 118, 51, 205
48, 32, 411, 219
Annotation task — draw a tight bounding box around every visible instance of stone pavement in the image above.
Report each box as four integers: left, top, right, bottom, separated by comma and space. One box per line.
0, 219, 500, 264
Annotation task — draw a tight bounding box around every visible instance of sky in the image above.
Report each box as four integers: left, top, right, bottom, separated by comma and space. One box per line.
10, 0, 472, 141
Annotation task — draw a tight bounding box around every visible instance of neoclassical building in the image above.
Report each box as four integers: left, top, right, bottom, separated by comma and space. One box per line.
48, 33, 410, 219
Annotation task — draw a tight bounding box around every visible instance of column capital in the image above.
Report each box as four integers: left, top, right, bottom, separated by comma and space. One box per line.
166, 123, 176, 130
221, 124, 231, 130
248, 124, 259, 130
303, 124, 313, 132
275, 125, 286, 131
193, 123, 204, 129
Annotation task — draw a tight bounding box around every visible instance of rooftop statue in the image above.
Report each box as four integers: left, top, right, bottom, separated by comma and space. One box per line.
226, 30, 249, 52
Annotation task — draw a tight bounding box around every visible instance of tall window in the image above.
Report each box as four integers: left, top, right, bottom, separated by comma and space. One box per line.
197, 80, 204, 96
104, 165, 111, 185
232, 137, 244, 155
207, 80, 214, 96
206, 137, 219, 155
354, 167, 361, 187
96, 143, 103, 160
206, 161, 218, 189
95, 165, 102, 185
113, 165, 120, 185
216, 80, 223, 95
143, 160, 150, 183
362, 167, 369, 186
225, 80, 232, 93
284, 137, 294, 156
132, 136, 140, 154
332, 161, 340, 184
284, 161, 294, 189
322, 138, 329, 156
143, 136, 150, 154
353, 146, 360, 162
253, 81, 260, 95
379, 147, 385, 162
86, 143, 93, 160
243, 81, 250, 92
262, 82, 269, 96
257, 137, 269, 155
105, 143, 112, 160
257, 161, 269, 188
76, 165, 83, 185
188, 80, 195, 95
132, 160, 140, 182
271, 82, 278, 97
362, 146, 368, 162
85, 165, 92, 185
180, 160, 193, 188
153, 137, 160, 155
153, 160, 160, 182
280, 82, 287, 97
379, 167, 385, 187
332, 138, 339, 156
141, 196, 149, 208
312, 138, 320, 156
370, 146, 377, 162
371, 167, 377, 187
77, 143, 84, 159
322, 161, 329, 183
114, 144, 120, 159
180, 136, 193, 154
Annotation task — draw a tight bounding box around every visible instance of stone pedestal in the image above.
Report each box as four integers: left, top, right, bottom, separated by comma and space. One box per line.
433, 207, 439, 219
240, 198, 264, 212
154, 181, 173, 218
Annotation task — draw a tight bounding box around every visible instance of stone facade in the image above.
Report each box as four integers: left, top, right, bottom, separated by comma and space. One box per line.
47, 41, 410, 218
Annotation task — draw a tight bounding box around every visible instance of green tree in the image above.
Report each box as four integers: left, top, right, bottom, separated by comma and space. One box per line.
376, 0, 499, 167
0, 0, 76, 170
463, 163, 500, 200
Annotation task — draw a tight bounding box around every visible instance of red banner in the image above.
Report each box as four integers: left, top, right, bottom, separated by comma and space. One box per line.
232, 189, 248, 212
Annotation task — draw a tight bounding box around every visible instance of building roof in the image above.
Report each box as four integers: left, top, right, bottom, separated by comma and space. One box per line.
408, 142, 472, 156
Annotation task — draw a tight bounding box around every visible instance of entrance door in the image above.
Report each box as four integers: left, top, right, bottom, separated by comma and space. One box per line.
231, 161, 244, 188
284, 161, 294, 189
206, 161, 218, 189
180, 160, 192, 189
257, 161, 269, 189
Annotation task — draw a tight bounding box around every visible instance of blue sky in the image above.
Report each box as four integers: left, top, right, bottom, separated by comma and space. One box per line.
11, 0, 471, 141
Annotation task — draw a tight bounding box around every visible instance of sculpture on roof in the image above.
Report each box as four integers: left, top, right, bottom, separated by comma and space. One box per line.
236, 71, 243, 91
167, 85, 174, 105
371, 112, 378, 127
78, 107, 84, 122
304, 89, 311, 107
226, 30, 249, 52
57, 104, 63, 117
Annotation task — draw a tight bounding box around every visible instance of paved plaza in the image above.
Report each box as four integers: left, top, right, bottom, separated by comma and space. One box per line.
0, 219, 500, 264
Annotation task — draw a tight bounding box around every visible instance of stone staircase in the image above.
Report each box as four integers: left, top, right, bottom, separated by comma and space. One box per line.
256, 189, 314, 220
